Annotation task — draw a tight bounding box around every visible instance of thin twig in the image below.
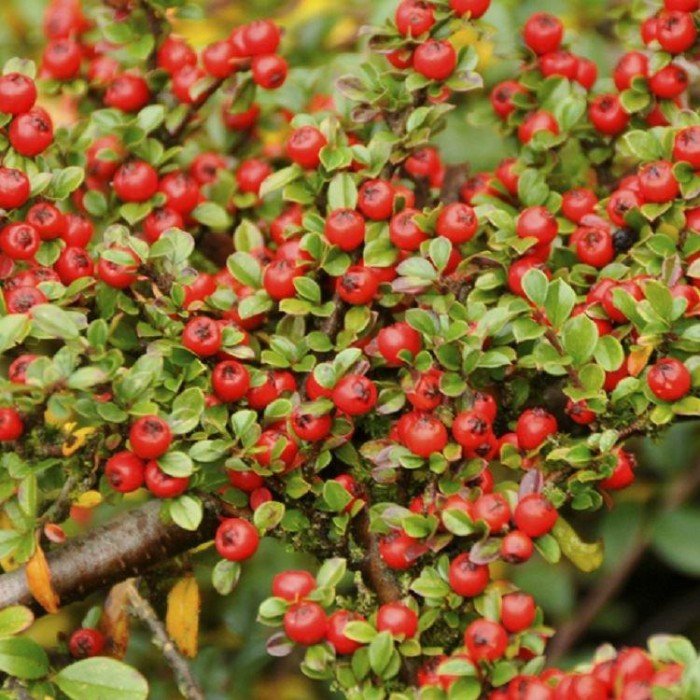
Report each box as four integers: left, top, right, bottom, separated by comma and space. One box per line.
544, 326, 583, 390
165, 78, 226, 146
125, 580, 204, 700
547, 457, 700, 662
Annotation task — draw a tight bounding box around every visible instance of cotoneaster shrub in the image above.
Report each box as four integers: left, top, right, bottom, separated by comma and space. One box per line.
0, 0, 699, 698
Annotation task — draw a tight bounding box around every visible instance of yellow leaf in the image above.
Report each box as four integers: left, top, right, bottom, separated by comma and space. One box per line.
100, 582, 131, 659
74, 490, 103, 509
25, 538, 60, 614
0, 512, 19, 572
628, 345, 654, 377
165, 577, 200, 658
552, 518, 604, 573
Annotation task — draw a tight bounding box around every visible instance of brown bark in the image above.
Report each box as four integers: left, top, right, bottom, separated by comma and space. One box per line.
0, 499, 218, 613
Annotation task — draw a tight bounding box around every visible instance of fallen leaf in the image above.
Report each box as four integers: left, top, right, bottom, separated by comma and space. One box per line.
165, 576, 200, 658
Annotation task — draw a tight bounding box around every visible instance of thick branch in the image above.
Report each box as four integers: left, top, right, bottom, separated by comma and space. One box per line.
125, 580, 204, 700
0, 499, 218, 613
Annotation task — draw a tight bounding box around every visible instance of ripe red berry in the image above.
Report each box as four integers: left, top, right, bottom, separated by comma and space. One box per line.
389, 209, 428, 251
158, 172, 200, 215
576, 57, 598, 89
436, 203, 479, 244
614, 52, 649, 91
27, 202, 66, 241
69, 629, 105, 659
450, 0, 491, 18
358, 180, 394, 221
291, 408, 332, 442
0, 408, 24, 441
8, 355, 37, 384
490, 80, 528, 119
614, 648, 655, 686
589, 94, 629, 135
5, 286, 46, 314
0, 168, 30, 215
378, 530, 423, 570
157, 36, 197, 74
377, 322, 422, 366
336, 265, 379, 305
105, 451, 145, 493
143, 208, 184, 244
396, 1, 435, 36
657, 10, 697, 53
129, 415, 172, 460
324, 209, 366, 251
501, 592, 536, 633
649, 64, 688, 99
215, 518, 259, 561
513, 493, 558, 537
144, 461, 189, 498
287, 126, 327, 169
326, 610, 364, 655
54, 246, 94, 285
332, 374, 377, 416
255, 430, 298, 471
202, 40, 236, 78
252, 54, 288, 89
182, 316, 222, 357
523, 13, 564, 55
0, 223, 40, 261
539, 50, 578, 80
673, 126, 700, 168
104, 74, 150, 112
517, 110, 559, 144
516, 206, 558, 245
43, 39, 82, 80
567, 399, 597, 425
9, 107, 54, 157
516, 408, 557, 450
638, 160, 679, 203
212, 360, 250, 402
263, 259, 302, 300
413, 40, 457, 81
284, 602, 327, 646
236, 158, 272, 195
607, 189, 643, 228
562, 188, 597, 223
405, 147, 441, 179
599, 449, 636, 490
575, 226, 615, 268
448, 554, 490, 597
647, 357, 692, 401
113, 161, 159, 203
472, 493, 511, 532
0, 73, 37, 115
464, 619, 508, 662
376, 602, 418, 639
272, 570, 317, 602
243, 20, 282, 55
403, 413, 448, 457
501, 530, 534, 563
97, 247, 139, 289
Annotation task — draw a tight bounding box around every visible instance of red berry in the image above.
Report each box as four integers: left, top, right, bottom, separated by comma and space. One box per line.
649, 64, 688, 99
27, 203, 66, 241
43, 39, 82, 80
413, 40, 457, 81
159, 172, 200, 215
472, 493, 511, 532
607, 189, 643, 227
54, 246, 94, 284
284, 602, 327, 646
291, 408, 332, 442
287, 126, 327, 169
243, 20, 282, 55
333, 374, 377, 415
272, 570, 317, 601
325, 209, 366, 251
105, 451, 145, 493
0, 168, 30, 212
203, 40, 236, 78
657, 10, 697, 53
516, 408, 557, 450
450, 0, 491, 18
673, 126, 700, 168
647, 357, 691, 401
378, 530, 423, 570
104, 74, 150, 112
377, 322, 422, 366
501, 530, 534, 563
0, 408, 23, 441
9, 107, 54, 157
576, 57, 598, 89
389, 209, 428, 251
326, 610, 364, 655
490, 80, 527, 119
501, 592, 536, 633
0, 223, 40, 261
516, 206, 558, 245
227, 469, 264, 493
599, 449, 636, 490
69, 629, 105, 659
246, 373, 280, 410
523, 13, 564, 55
448, 554, 490, 596
507, 256, 551, 297
566, 399, 596, 425
539, 50, 578, 80
182, 316, 222, 357
403, 413, 447, 457
358, 180, 394, 221
97, 247, 139, 289
464, 619, 508, 662
223, 103, 260, 130
436, 203, 479, 243
614, 52, 649, 91
114, 161, 159, 203
518, 110, 559, 144
236, 159, 272, 195
0, 73, 37, 115
252, 54, 288, 89
575, 226, 615, 268
336, 265, 379, 305
215, 518, 259, 561
396, 1, 435, 36
157, 36, 197, 74
212, 361, 250, 402
589, 94, 629, 135
638, 160, 679, 202
255, 430, 298, 471
562, 188, 597, 224
263, 259, 302, 300
376, 602, 418, 639
5, 286, 46, 314
129, 415, 172, 460
8, 355, 38, 384
614, 649, 655, 686
513, 493, 558, 537
144, 461, 189, 498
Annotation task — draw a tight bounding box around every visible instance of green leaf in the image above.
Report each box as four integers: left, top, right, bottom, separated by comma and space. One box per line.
136, 105, 165, 134
544, 279, 576, 330
327, 173, 358, 210
31, 305, 80, 340
0, 638, 48, 680
0, 314, 30, 353
50, 167, 85, 199
169, 495, 203, 531
259, 165, 303, 198
561, 315, 598, 366
227, 252, 262, 288
212, 560, 241, 596
253, 501, 285, 532
316, 557, 347, 588
522, 268, 549, 307
322, 480, 352, 512
622, 130, 663, 161
192, 202, 232, 230
157, 451, 194, 477
368, 631, 394, 676
594, 336, 624, 372
0, 606, 34, 638
551, 518, 603, 573
53, 658, 148, 700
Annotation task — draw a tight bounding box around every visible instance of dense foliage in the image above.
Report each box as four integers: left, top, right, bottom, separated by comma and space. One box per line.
0, 0, 699, 698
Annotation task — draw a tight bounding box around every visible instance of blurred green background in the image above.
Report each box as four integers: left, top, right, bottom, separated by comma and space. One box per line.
4, 0, 700, 697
